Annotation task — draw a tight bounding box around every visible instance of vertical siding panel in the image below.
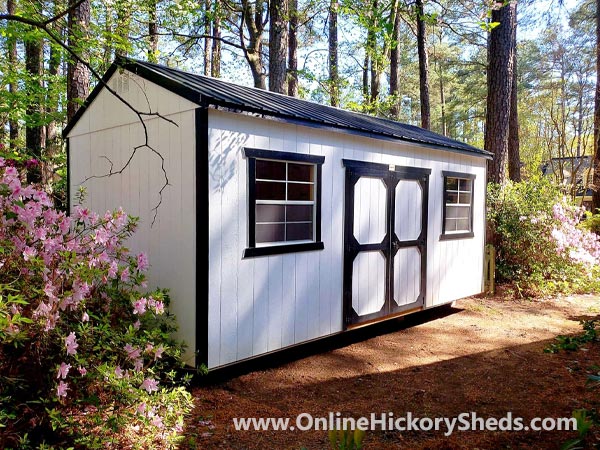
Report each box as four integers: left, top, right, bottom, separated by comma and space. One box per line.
320, 143, 333, 337
330, 144, 344, 333
307, 140, 322, 339
219, 123, 240, 364
207, 124, 222, 367
236, 128, 254, 361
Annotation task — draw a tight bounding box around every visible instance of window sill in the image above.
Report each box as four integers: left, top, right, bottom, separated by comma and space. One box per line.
439, 232, 474, 241
243, 241, 324, 258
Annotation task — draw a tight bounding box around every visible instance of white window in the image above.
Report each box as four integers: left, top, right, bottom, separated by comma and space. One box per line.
442, 172, 475, 238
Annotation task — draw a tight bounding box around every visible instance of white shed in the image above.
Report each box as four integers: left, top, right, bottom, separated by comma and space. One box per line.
65, 57, 491, 370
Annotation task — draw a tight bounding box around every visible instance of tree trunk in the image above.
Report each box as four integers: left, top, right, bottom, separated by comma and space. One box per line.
287, 0, 298, 97
484, 1, 517, 185
67, 0, 91, 121
211, 0, 221, 78
593, 0, 600, 211
368, 0, 379, 105
439, 68, 447, 136
240, 0, 267, 89
362, 51, 370, 103
203, 0, 211, 75
328, 0, 339, 106
7, 0, 18, 149
268, 0, 288, 93
416, 0, 430, 129
389, 0, 401, 119
148, 0, 158, 63
25, 33, 45, 184
508, 38, 521, 182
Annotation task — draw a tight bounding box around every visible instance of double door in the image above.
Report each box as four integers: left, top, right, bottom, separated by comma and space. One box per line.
342, 159, 430, 327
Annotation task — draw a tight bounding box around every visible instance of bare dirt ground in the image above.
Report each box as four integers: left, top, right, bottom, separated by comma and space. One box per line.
184, 293, 600, 449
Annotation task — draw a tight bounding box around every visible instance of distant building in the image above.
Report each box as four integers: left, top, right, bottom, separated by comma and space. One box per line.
541, 156, 593, 208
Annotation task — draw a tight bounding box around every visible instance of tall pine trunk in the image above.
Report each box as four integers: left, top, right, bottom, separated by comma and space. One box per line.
203, 0, 211, 75
7, 0, 18, 148
25, 34, 45, 183
485, 2, 517, 185
508, 43, 521, 182
67, 0, 91, 121
148, 0, 158, 62
592, 0, 600, 211
368, 0, 379, 105
268, 0, 288, 93
416, 0, 430, 129
211, 0, 221, 77
287, 0, 298, 97
240, 0, 266, 89
328, 0, 339, 106
389, 0, 401, 119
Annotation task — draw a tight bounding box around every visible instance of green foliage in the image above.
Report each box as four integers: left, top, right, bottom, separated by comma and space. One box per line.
580, 210, 600, 235
545, 320, 598, 353
328, 428, 366, 450
487, 178, 600, 297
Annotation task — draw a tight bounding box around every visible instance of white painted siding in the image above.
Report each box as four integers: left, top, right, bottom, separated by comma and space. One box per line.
68, 71, 198, 364
208, 110, 486, 369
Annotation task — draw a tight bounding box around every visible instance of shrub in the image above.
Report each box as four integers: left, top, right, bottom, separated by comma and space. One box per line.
487, 177, 600, 297
0, 159, 193, 448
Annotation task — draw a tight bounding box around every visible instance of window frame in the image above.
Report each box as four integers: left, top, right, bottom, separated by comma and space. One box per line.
243, 148, 325, 258
440, 171, 476, 241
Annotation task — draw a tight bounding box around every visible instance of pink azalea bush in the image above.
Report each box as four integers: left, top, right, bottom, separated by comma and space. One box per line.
488, 178, 600, 297
0, 160, 193, 448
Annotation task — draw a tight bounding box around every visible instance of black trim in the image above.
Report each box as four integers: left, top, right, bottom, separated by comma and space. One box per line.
195, 107, 209, 369
243, 241, 324, 258
243, 148, 324, 258
244, 147, 325, 164
342, 159, 429, 328
440, 171, 476, 239
66, 138, 71, 214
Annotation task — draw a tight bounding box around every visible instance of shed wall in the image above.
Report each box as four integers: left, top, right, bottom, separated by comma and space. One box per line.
68, 72, 198, 364
208, 110, 486, 369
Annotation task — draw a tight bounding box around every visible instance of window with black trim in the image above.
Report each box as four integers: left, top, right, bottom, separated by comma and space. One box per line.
244, 148, 325, 258
441, 171, 475, 240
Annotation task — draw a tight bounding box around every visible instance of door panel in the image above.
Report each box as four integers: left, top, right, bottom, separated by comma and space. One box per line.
342, 159, 430, 328
395, 180, 422, 241
354, 177, 387, 244
352, 251, 386, 316
393, 247, 421, 307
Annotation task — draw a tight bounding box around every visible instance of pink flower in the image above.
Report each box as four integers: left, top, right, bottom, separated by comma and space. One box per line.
82, 312, 89, 322
133, 320, 141, 330
154, 345, 165, 360
124, 343, 141, 360
151, 415, 164, 429
57, 362, 71, 380
140, 378, 159, 394
120, 267, 130, 282
23, 247, 37, 261
107, 261, 118, 278
115, 366, 124, 378
56, 381, 69, 398
133, 358, 144, 372
136, 402, 147, 415
137, 252, 149, 272
78, 366, 87, 376
65, 332, 78, 355
132, 297, 147, 315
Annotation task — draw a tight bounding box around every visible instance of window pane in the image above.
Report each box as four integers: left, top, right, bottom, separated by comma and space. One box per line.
256, 181, 286, 200
286, 222, 313, 241
256, 160, 286, 180
256, 204, 285, 223
288, 163, 314, 182
286, 205, 313, 222
456, 218, 470, 231
445, 218, 457, 232
446, 178, 458, 190
446, 191, 459, 204
459, 179, 472, 191
256, 223, 285, 243
288, 183, 313, 201
459, 192, 471, 204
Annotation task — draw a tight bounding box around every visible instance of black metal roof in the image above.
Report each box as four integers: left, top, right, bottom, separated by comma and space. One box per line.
64, 57, 490, 158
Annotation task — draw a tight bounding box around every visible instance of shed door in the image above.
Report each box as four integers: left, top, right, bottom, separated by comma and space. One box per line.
342, 159, 430, 328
